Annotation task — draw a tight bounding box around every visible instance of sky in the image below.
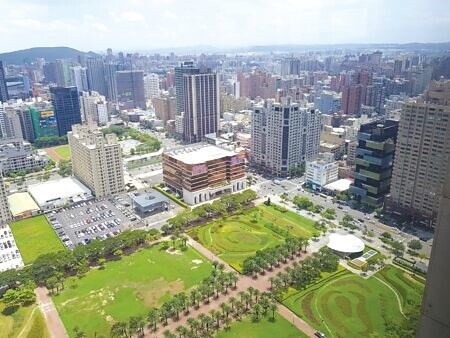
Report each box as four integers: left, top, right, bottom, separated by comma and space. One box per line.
0, 0, 449, 53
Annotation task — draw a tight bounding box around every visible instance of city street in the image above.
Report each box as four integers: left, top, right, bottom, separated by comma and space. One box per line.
249, 172, 433, 257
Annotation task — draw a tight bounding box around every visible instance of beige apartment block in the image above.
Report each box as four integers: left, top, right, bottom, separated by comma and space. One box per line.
68, 124, 125, 198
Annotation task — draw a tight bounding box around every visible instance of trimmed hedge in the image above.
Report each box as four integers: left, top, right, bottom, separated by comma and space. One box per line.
154, 185, 189, 208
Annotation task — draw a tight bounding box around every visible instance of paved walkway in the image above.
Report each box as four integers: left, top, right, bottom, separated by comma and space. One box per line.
144, 237, 317, 337
35, 287, 68, 338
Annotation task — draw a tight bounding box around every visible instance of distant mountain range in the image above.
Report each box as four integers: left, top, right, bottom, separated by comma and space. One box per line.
0, 47, 99, 65
1, 43, 449, 65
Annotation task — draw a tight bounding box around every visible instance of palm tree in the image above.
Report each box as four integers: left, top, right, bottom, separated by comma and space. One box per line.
269, 276, 275, 289
229, 272, 239, 289
270, 302, 278, 320
187, 317, 199, 335
210, 309, 222, 329
229, 296, 237, 313
238, 291, 246, 303
253, 289, 261, 303
247, 287, 256, 301
163, 329, 176, 338
172, 299, 182, 320
198, 313, 208, 331
160, 307, 170, 326
110, 322, 128, 338
170, 234, 178, 249
175, 325, 187, 338
252, 303, 263, 321
147, 308, 159, 332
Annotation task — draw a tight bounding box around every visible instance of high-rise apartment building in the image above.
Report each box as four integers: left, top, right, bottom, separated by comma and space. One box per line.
50, 87, 82, 136
86, 58, 107, 96
68, 124, 124, 198
116, 70, 146, 109
79, 91, 108, 126
55, 59, 72, 87
251, 97, 321, 177
0, 61, 9, 103
70, 66, 88, 93
175, 62, 199, 113
418, 162, 450, 337
144, 73, 160, 99
182, 72, 220, 143
349, 120, 399, 208
153, 95, 176, 123
280, 58, 301, 76
104, 63, 118, 101
388, 80, 450, 224
0, 172, 10, 224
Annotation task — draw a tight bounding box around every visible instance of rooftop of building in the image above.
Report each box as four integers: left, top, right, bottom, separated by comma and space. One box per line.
130, 191, 168, 208
8, 192, 40, 217
165, 144, 236, 165
323, 178, 353, 192
28, 177, 91, 206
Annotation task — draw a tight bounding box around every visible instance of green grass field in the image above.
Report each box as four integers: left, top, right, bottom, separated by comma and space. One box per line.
0, 302, 49, 338
283, 265, 424, 338
216, 313, 308, 338
54, 145, 71, 160
10, 215, 65, 264
53, 244, 213, 337
187, 205, 317, 272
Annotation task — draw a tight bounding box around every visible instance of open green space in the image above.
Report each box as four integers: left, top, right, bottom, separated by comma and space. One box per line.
54, 144, 71, 160
187, 205, 317, 272
52, 244, 213, 337
10, 215, 65, 264
258, 204, 318, 238
283, 265, 424, 338
216, 313, 308, 338
0, 302, 49, 338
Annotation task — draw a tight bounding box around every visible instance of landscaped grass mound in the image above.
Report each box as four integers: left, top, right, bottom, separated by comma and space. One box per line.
0, 302, 49, 338
188, 208, 285, 272
283, 266, 424, 338
52, 243, 212, 337
10, 215, 65, 264
216, 313, 308, 338
187, 205, 317, 272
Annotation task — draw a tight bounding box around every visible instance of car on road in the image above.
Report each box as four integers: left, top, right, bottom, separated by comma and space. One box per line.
315, 332, 326, 338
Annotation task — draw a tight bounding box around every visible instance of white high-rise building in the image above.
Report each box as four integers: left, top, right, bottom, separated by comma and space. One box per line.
68, 124, 124, 198
144, 73, 160, 99
0, 172, 11, 224
79, 91, 109, 126
70, 66, 88, 92
251, 97, 321, 177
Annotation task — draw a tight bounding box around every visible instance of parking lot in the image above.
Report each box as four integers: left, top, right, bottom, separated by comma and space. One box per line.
48, 199, 136, 249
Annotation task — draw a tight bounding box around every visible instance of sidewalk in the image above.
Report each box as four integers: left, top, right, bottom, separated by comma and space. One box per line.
35, 287, 68, 338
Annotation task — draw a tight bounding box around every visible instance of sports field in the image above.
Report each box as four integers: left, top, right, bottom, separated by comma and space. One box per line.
283, 265, 424, 338
216, 313, 308, 338
10, 215, 65, 264
0, 302, 50, 338
45, 144, 71, 161
53, 244, 213, 337
187, 205, 317, 272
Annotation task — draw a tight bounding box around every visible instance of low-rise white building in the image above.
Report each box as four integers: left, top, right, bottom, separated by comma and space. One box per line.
305, 152, 338, 190
28, 177, 92, 210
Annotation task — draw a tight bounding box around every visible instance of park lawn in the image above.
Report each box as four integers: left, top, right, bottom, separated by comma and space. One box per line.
53, 243, 213, 337
18, 307, 50, 338
0, 302, 36, 338
187, 207, 285, 272
216, 313, 308, 338
258, 204, 319, 238
10, 215, 65, 264
54, 145, 71, 160
283, 265, 424, 338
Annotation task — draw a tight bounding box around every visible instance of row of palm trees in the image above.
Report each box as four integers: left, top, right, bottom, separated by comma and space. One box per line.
110, 263, 239, 337
268, 247, 340, 297
242, 237, 308, 276
163, 287, 279, 338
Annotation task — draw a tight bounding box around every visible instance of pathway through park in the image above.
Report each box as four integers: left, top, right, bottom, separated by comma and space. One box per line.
145, 237, 317, 337
35, 287, 69, 338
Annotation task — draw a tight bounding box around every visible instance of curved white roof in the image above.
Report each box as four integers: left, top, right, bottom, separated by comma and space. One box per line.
327, 233, 365, 253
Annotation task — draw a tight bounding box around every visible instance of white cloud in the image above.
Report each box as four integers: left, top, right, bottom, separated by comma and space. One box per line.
0, 0, 448, 52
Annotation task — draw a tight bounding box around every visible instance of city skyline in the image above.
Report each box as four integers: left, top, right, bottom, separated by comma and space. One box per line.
1, 0, 450, 53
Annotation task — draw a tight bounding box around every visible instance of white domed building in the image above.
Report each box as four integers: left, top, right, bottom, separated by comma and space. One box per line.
327, 233, 365, 257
